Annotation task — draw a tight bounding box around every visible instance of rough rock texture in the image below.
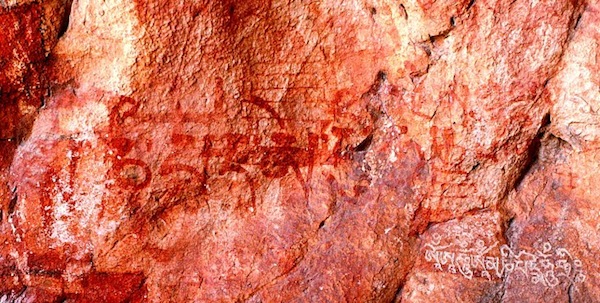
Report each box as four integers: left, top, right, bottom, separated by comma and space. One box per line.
0, 0, 598, 302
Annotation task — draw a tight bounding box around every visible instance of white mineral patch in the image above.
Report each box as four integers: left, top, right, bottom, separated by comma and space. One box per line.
54, 0, 142, 94
58, 100, 109, 139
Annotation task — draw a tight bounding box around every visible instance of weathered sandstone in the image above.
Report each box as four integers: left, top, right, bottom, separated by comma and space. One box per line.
0, 0, 598, 302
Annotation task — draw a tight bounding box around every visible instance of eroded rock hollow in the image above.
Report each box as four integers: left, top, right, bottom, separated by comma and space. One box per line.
1, 0, 598, 302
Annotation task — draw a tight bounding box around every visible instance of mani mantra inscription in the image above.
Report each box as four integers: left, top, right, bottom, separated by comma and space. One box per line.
423, 234, 586, 287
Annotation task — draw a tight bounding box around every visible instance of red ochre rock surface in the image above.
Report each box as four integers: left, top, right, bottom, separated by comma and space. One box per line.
0, 0, 598, 302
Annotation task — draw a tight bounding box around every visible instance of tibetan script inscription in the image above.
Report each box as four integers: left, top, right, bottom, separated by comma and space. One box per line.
423, 234, 586, 287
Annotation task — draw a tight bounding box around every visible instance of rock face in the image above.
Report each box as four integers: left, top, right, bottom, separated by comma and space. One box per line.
0, 0, 598, 302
